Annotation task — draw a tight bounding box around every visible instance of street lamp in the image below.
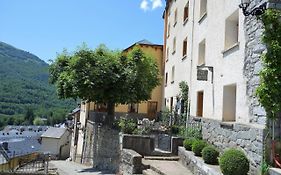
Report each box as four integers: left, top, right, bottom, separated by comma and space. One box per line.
239, 0, 267, 16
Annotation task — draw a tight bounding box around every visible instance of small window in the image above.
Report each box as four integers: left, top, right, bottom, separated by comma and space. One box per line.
174, 9, 178, 26
184, 2, 189, 23
200, 0, 207, 19
171, 66, 175, 84
198, 39, 206, 65
166, 47, 169, 62
224, 10, 239, 50
167, 23, 170, 38
165, 72, 168, 86
173, 37, 176, 54
182, 38, 188, 58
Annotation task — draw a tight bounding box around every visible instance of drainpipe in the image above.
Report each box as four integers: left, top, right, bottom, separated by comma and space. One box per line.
187, 0, 196, 126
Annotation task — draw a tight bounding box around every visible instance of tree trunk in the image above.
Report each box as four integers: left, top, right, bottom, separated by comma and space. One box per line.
106, 102, 115, 126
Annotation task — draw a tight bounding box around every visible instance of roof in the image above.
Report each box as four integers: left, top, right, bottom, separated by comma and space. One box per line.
69, 107, 80, 115
124, 39, 163, 51
41, 127, 67, 139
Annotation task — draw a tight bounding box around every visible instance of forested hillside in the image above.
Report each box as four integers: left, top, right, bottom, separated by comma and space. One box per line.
0, 41, 76, 126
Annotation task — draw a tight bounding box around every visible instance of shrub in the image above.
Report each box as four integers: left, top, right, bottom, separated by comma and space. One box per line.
183, 138, 196, 151
118, 118, 137, 134
171, 125, 180, 135
186, 127, 202, 140
219, 149, 250, 175
202, 145, 219, 165
192, 140, 207, 156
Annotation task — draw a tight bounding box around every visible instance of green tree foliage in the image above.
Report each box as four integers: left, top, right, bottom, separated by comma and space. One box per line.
33, 117, 45, 126
257, 10, 281, 119
49, 45, 160, 125
0, 41, 76, 124
25, 107, 35, 125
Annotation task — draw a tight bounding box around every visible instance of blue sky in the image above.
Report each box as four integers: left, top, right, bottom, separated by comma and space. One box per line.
0, 0, 164, 62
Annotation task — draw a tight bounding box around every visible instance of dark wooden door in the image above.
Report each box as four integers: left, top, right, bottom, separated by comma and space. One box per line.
147, 101, 158, 119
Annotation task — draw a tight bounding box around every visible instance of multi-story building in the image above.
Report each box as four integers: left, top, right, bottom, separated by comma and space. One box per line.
163, 0, 269, 173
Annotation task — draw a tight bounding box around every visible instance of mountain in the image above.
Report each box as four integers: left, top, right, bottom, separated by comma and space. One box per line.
0, 41, 75, 119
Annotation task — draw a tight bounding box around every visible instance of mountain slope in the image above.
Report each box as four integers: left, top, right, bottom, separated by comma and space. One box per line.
0, 41, 75, 117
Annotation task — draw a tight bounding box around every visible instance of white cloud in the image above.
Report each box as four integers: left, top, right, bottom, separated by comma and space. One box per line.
140, 0, 163, 11
140, 0, 149, 11
151, 0, 163, 9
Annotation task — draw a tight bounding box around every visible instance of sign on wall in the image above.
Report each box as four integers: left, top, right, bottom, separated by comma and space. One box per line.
197, 69, 208, 81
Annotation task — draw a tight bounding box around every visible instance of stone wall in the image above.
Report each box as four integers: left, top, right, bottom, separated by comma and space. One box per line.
122, 134, 155, 156
119, 149, 143, 175
93, 125, 120, 172
202, 118, 264, 174
83, 122, 120, 173
243, 0, 267, 125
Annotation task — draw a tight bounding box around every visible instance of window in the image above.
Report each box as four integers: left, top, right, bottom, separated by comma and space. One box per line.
128, 103, 138, 113
182, 38, 188, 58
167, 23, 171, 37
165, 72, 168, 86
174, 9, 178, 26
198, 39, 206, 65
199, 0, 207, 19
170, 97, 174, 111
173, 37, 176, 54
183, 2, 189, 23
222, 84, 237, 122
224, 10, 239, 50
171, 66, 175, 84
166, 47, 169, 62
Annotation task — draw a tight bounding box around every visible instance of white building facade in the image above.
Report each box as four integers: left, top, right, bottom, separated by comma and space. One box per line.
163, 0, 267, 173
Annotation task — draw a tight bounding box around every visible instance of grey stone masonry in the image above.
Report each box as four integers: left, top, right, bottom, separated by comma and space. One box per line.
93, 125, 120, 173
202, 118, 265, 175
243, 0, 267, 125
120, 149, 143, 175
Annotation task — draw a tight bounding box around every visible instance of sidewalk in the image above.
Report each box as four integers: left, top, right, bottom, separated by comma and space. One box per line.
49, 160, 115, 175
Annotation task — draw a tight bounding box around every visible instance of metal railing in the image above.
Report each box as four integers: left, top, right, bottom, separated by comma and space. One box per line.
0, 152, 50, 174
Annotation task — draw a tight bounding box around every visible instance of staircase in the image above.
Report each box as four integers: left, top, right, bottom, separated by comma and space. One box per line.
142, 156, 193, 175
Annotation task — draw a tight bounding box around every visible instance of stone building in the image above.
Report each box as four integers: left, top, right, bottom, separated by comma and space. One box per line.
163, 0, 272, 173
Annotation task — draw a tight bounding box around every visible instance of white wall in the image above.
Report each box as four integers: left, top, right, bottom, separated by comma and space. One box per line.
164, 0, 252, 125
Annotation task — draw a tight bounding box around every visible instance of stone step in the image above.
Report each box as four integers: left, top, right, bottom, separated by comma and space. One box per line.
142, 159, 193, 175
144, 156, 180, 161
143, 169, 161, 175
151, 149, 173, 157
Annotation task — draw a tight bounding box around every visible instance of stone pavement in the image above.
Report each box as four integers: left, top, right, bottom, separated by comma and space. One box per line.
143, 159, 194, 175
49, 160, 115, 175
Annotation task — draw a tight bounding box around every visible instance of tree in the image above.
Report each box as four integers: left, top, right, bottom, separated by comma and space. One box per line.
49, 45, 160, 125
24, 107, 35, 125
33, 117, 45, 126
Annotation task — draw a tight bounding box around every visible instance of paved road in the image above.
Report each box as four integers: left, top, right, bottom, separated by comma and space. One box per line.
49, 160, 115, 175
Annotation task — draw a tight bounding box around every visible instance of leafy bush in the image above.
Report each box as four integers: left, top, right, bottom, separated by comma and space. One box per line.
183, 138, 196, 151
118, 118, 137, 134
186, 127, 202, 139
202, 145, 219, 165
219, 149, 249, 175
171, 125, 180, 135
192, 140, 207, 156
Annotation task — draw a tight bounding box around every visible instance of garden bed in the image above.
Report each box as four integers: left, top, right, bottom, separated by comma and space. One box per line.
178, 146, 222, 175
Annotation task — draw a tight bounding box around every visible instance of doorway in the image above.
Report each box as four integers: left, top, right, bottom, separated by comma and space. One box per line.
197, 91, 204, 117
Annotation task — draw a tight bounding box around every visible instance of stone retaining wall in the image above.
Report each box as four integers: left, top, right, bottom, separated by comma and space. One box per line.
202, 118, 264, 174
178, 147, 222, 175
122, 134, 154, 156
119, 149, 143, 175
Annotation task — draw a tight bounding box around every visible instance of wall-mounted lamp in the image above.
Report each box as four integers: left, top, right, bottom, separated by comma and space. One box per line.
239, 0, 267, 16
239, 0, 281, 17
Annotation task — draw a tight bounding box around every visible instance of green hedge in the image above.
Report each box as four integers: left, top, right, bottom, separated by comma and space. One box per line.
192, 140, 207, 156
219, 149, 249, 175
202, 145, 219, 165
